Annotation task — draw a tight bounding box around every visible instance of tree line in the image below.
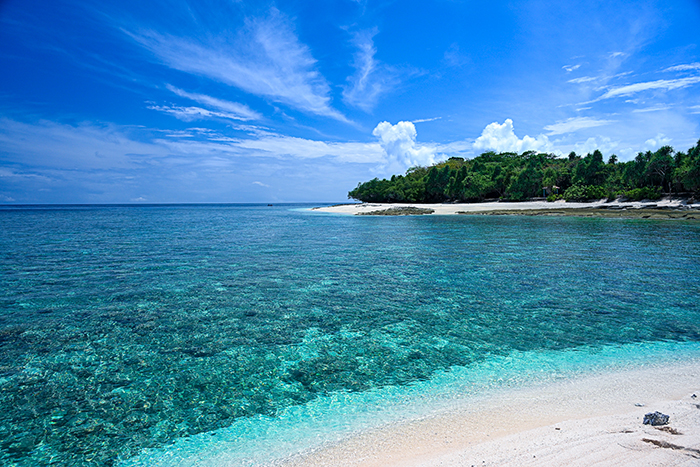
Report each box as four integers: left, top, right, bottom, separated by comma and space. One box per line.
348, 140, 700, 203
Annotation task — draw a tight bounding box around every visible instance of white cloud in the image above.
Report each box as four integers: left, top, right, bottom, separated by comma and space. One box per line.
473, 119, 552, 153
632, 105, 671, 113
227, 133, 383, 163
127, 9, 347, 121
412, 117, 442, 124
147, 104, 257, 122
664, 62, 700, 72
166, 85, 261, 120
568, 76, 598, 84
563, 64, 581, 72
599, 77, 700, 99
252, 181, 269, 187
572, 136, 618, 156
644, 134, 672, 150
544, 117, 614, 135
342, 28, 396, 112
0, 118, 166, 170
372, 121, 436, 171
0, 118, 385, 177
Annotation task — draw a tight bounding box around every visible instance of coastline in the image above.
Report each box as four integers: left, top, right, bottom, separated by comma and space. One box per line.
313, 199, 699, 220
280, 361, 700, 467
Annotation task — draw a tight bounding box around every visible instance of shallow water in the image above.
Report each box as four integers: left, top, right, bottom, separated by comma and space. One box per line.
1, 204, 699, 465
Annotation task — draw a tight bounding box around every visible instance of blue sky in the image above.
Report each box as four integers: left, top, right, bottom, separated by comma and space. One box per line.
1, 0, 699, 203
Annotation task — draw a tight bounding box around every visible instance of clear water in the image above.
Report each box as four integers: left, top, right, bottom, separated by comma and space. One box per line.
1, 204, 699, 466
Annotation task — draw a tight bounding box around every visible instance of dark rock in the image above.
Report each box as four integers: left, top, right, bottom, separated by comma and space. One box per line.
643, 411, 669, 426
358, 206, 435, 216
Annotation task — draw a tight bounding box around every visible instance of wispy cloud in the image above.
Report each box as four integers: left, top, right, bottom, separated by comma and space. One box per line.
412, 117, 442, 124
148, 104, 258, 122
568, 76, 598, 84
664, 62, 700, 72
342, 28, 397, 112
632, 105, 671, 113
126, 9, 348, 122
166, 85, 261, 121
0, 118, 384, 174
443, 43, 469, 67
544, 117, 614, 135
0, 118, 164, 170
599, 77, 700, 99
563, 64, 581, 72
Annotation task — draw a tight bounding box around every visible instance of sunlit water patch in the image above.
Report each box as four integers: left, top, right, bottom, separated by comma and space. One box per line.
1, 204, 699, 465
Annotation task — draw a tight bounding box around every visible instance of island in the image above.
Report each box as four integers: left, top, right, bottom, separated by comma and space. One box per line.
316, 140, 700, 219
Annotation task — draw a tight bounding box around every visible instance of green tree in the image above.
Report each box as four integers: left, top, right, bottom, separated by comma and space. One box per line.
645, 146, 675, 193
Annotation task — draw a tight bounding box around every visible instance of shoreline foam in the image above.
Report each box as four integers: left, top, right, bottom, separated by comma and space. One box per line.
281, 361, 700, 466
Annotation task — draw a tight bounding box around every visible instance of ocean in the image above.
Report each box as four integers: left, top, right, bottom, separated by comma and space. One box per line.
1, 204, 699, 466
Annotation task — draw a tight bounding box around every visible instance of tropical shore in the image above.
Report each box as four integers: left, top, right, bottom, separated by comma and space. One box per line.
281, 362, 700, 466
313, 198, 699, 220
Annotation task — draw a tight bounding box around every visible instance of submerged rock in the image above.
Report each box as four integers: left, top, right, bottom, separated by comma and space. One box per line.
643, 411, 669, 426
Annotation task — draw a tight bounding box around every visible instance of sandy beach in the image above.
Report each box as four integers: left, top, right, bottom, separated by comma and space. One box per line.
313, 199, 698, 219
281, 362, 700, 466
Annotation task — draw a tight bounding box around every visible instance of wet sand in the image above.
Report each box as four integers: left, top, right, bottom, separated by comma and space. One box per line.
280, 362, 700, 466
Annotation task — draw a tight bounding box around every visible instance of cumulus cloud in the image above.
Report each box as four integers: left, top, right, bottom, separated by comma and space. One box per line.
372, 121, 436, 171
544, 117, 614, 135
572, 136, 618, 156
473, 119, 552, 153
644, 134, 672, 150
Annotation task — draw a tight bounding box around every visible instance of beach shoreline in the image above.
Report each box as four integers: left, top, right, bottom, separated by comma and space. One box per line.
280, 361, 700, 466
313, 199, 699, 220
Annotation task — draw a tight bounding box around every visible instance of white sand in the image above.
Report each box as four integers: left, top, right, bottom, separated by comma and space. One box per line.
312, 199, 689, 216
281, 362, 700, 466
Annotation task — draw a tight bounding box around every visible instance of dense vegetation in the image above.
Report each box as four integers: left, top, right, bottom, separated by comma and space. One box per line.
349, 140, 700, 203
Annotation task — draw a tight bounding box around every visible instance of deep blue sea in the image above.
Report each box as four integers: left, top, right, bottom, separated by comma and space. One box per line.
1, 204, 700, 466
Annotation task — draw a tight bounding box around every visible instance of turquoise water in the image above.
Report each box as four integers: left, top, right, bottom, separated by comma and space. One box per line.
1, 204, 699, 466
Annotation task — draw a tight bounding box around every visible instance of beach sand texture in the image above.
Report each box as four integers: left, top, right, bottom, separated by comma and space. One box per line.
313, 199, 698, 219
282, 362, 700, 466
